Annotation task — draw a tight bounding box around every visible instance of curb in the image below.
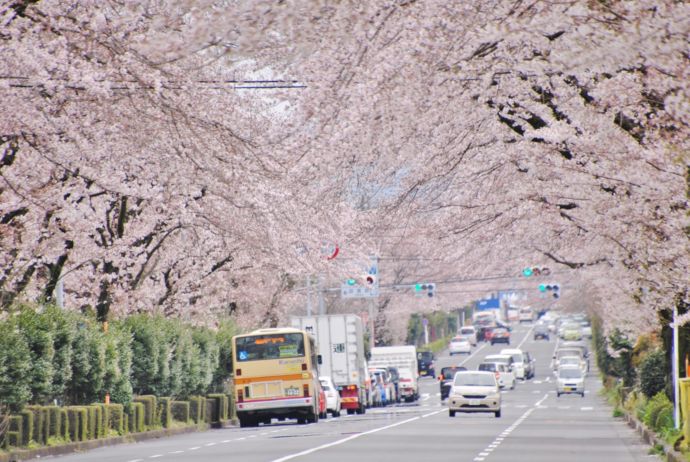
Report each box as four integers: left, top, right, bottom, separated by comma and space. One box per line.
623, 413, 686, 462
1, 424, 209, 462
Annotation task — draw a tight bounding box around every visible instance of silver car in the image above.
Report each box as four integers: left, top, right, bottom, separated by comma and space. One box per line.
556, 366, 585, 397
448, 371, 502, 418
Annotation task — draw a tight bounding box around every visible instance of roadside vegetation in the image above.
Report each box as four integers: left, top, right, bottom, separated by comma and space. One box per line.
0, 302, 239, 452
593, 313, 688, 452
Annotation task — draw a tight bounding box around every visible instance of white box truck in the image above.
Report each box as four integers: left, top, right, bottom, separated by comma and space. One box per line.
368, 345, 419, 402
290, 314, 367, 414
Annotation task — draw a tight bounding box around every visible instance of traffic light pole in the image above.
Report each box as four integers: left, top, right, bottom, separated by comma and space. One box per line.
369, 298, 376, 346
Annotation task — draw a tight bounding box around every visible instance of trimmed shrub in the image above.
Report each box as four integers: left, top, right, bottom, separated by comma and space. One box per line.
643, 392, 673, 429
66, 407, 87, 442
158, 397, 172, 428
134, 395, 157, 427
106, 403, 124, 435
205, 397, 218, 424
19, 409, 33, 446
25, 405, 47, 445
8, 415, 23, 447
103, 324, 133, 405
67, 321, 107, 405
17, 307, 56, 404
640, 350, 667, 398
171, 401, 190, 423
189, 396, 206, 424
92, 403, 109, 438
85, 405, 103, 440
46, 406, 62, 439
126, 402, 145, 433
60, 408, 69, 440
207, 394, 229, 422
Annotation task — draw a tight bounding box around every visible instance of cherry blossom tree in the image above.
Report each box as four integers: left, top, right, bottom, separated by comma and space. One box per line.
1, 0, 687, 339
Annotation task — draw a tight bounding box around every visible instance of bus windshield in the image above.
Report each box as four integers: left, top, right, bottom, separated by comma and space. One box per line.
235, 333, 305, 362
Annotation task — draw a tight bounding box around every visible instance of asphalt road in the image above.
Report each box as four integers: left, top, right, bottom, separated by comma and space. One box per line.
50, 324, 658, 462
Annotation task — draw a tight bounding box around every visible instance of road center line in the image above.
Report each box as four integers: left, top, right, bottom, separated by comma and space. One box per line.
268, 416, 421, 462
517, 325, 535, 349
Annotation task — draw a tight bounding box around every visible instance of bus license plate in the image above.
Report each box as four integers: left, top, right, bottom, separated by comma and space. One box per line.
285, 387, 300, 396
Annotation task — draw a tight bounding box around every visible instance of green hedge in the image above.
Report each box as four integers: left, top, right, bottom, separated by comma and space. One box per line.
19, 409, 33, 446
66, 407, 87, 442
171, 401, 190, 423
0, 303, 238, 411
207, 393, 229, 423
106, 403, 124, 435
126, 402, 145, 433
7, 415, 23, 448
134, 395, 157, 428
189, 396, 205, 424
158, 397, 172, 428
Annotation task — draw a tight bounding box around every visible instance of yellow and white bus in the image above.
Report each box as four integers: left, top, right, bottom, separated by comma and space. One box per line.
232, 327, 322, 427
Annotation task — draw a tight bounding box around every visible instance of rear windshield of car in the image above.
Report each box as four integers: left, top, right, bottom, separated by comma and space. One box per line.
478, 363, 497, 372
418, 352, 433, 361
454, 373, 496, 387
486, 356, 510, 365
460, 328, 475, 334
558, 368, 583, 379
441, 367, 466, 379
557, 349, 582, 358
508, 353, 523, 363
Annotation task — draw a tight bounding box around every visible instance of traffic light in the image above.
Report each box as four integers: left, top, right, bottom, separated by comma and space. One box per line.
427, 283, 435, 298
415, 283, 435, 297
538, 283, 560, 298
346, 278, 357, 286
365, 274, 377, 286
523, 266, 551, 277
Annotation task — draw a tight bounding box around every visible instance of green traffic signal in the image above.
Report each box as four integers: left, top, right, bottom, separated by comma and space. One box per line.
539, 284, 547, 292
347, 278, 357, 286
523, 268, 533, 277
415, 283, 422, 291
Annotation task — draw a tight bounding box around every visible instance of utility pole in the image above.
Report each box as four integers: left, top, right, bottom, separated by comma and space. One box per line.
673, 303, 680, 429
318, 275, 325, 315
306, 275, 312, 316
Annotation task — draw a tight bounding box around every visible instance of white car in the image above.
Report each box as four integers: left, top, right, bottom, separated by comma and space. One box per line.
557, 355, 586, 374
556, 366, 585, 397
478, 361, 515, 390
499, 348, 528, 380
449, 337, 472, 355
457, 326, 478, 346
448, 371, 502, 418
319, 376, 342, 417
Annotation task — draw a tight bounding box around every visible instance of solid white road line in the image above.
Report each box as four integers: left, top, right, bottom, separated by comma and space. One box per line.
268, 416, 422, 462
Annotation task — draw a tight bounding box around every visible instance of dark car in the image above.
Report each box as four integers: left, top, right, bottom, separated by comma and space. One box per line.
417, 351, 435, 378
490, 328, 511, 345
534, 324, 550, 340
439, 366, 467, 400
